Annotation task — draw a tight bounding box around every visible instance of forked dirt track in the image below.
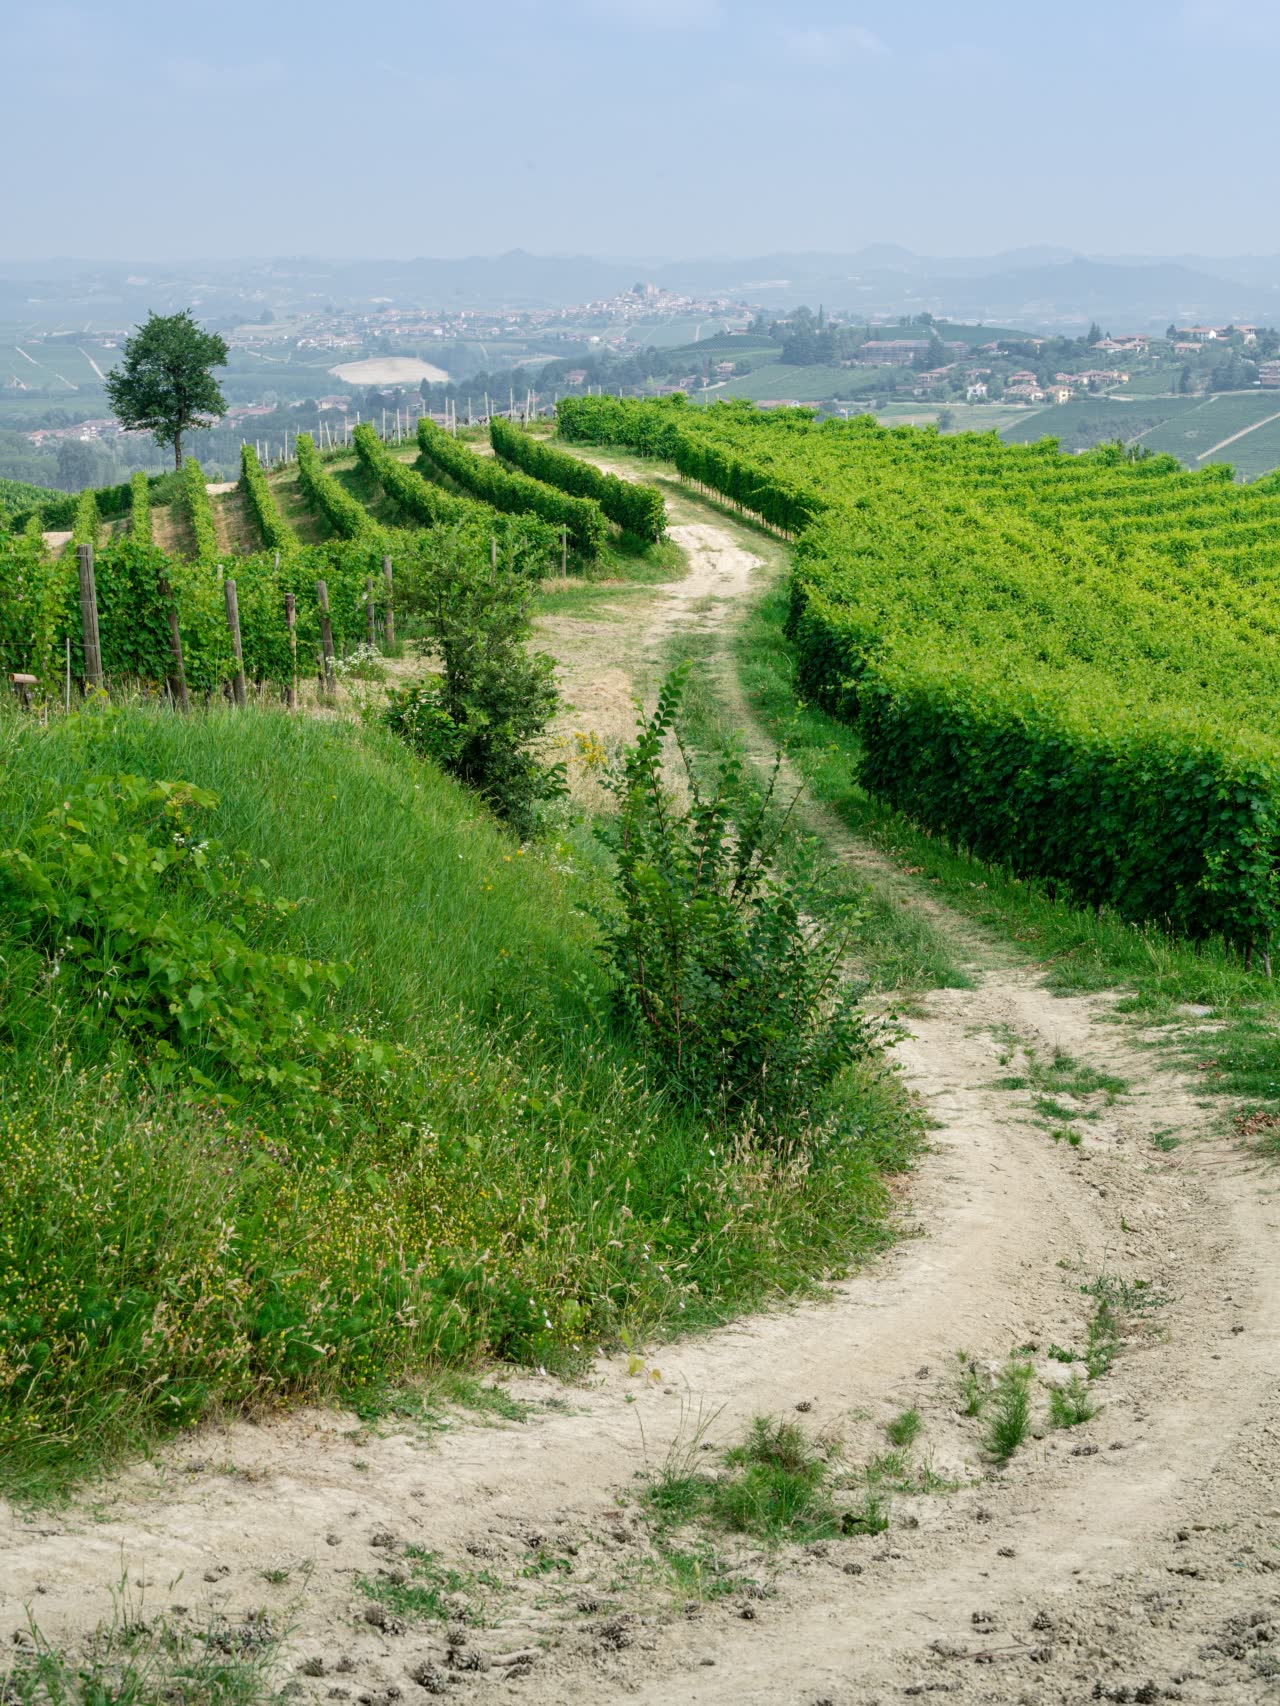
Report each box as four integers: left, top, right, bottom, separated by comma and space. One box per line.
2, 491, 1278, 1704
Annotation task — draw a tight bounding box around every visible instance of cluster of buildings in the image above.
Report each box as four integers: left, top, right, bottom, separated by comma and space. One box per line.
1172, 324, 1257, 345
232, 284, 749, 364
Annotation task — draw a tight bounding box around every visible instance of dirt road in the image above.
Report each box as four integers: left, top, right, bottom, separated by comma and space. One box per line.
2, 487, 1277, 1704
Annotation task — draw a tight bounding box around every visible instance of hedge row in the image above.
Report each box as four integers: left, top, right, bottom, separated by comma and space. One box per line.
71, 489, 98, 548
0, 522, 68, 685
129, 472, 151, 544
295, 432, 382, 542
489, 417, 665, 541
840, 639, 1280, 953
353, 425, 559, 574
239, 442, 296, 554
416, 418, 607, 559
555, 394, 824, 537
0, 531, 404, 696
182, 458, 219, 562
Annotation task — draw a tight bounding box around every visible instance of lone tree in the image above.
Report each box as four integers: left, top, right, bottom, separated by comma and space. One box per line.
105, 310, 228, 469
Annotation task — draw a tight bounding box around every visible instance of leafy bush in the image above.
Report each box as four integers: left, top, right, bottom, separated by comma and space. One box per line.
595, 669, 872, 1135
384, 533, 563, 834
0, 774, 358, 1093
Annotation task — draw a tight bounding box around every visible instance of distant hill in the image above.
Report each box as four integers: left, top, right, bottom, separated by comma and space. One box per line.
8, 249, 1280, 331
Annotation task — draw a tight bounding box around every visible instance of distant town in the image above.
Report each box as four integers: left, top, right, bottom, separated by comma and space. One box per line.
5, 268, 1280, 490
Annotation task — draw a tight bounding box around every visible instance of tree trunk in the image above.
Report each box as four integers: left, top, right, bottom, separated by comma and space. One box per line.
174, 433, 183, 471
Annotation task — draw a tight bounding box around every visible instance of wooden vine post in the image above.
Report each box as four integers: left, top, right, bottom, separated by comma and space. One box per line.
382, 555, 394, 647
158, 568, 190, 712
285, 590, 298, 711
316, 580, 336, 696
490, 536, 498, 570
224, 578, 247, 707
75, 543, 103, 691
365, 576, 376, 646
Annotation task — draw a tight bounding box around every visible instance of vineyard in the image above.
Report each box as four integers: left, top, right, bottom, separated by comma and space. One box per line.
0, 420, 625, 698
559, 394, 1280, 961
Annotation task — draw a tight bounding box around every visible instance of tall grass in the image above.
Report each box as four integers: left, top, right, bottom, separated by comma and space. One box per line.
0, 703, 921, 1495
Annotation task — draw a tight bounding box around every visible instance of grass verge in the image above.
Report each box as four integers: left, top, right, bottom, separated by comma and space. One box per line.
735, 578, 1280, 1136
662, 622, 968, 996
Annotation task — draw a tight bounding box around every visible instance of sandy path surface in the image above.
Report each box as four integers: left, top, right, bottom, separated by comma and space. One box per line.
3, 482, 1278, 1705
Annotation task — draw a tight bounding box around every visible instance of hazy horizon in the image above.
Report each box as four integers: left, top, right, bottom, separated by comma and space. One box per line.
5, 0, 1278, 263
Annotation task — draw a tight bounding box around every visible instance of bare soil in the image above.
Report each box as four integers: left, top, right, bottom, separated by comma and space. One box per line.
211, 485, 266, 556
3, 475, 1278, 1705
329, 358, 449, 386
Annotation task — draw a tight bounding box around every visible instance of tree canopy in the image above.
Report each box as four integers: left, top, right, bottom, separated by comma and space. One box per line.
104, 311, 228, 469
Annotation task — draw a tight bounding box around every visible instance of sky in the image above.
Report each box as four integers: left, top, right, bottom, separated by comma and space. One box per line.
4, 0, 1279, 261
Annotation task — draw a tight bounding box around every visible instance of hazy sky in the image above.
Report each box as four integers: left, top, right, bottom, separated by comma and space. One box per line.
5, 0, 1277, 260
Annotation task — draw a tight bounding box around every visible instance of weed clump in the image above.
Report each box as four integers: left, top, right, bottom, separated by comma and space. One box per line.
1048, 1373, 1097, 1429
645, 1415, 843, 1547
985, 1361, 1034, 1462
884, 1407, 923, 1448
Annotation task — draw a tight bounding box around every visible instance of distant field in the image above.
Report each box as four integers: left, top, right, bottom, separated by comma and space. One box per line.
876, 402, 1037, 435
1135, 392, 1280, 461
1113, 367, 1190, 397
1198, 415, 1280, 478
711, 362, 879, 402
0, 340, 108, 393
634, 316, 744, 348
872, 321, 1027, 347
1000, 395, 1201, 450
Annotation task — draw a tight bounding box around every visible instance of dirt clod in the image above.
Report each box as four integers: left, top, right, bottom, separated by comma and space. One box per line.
363, 1605, 406, 1636
409, 1663, 449, 1695
596, 1617, 634, 1653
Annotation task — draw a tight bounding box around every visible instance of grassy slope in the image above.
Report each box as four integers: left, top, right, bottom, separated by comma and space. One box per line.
0, 705, 920, 1496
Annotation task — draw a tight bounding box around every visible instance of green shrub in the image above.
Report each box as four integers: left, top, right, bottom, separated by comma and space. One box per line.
70, 487, 98, 548
985, 1361, 1034, 1461
0, 773, 362, 1093
384, 534, 563, 834
1048, 1372, 1097, 1428
596, 668, 873, 1134
181, 457, 218, 562
295, 432, 382, 542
